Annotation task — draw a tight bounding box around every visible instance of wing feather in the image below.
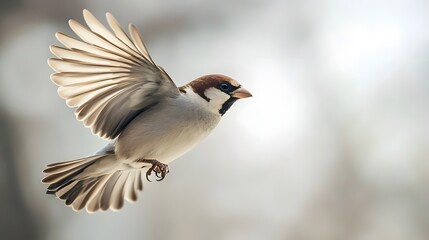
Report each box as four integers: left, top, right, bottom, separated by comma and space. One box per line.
51, 72, 129, 86
129, 24, 155, 64
49, 58, 131, 73
106, 13, 140, 54
50, 45, 132, 68
49, 9, 179, 139
83, 10, 142, 60
69, 19, 143, 63
55, 32, 137, 65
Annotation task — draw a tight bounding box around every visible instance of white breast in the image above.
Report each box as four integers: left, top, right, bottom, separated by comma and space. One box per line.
115, 92, 221, 164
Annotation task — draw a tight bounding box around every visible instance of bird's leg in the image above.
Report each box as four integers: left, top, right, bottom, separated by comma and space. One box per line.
137, 159, 170, 182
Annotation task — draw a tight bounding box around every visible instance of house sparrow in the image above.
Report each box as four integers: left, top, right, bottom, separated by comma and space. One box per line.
42, 9, 252, 212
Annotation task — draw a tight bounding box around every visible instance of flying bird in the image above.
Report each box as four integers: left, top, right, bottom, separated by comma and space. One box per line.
42, 9, 252, 212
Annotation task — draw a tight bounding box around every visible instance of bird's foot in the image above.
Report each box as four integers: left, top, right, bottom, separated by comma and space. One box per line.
137, 159, 170, 182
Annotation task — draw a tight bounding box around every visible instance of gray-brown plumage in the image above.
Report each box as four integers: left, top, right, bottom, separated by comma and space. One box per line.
43, 9, 251, 212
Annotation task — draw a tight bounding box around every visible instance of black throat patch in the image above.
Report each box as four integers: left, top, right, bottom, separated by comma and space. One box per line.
219, 97, 238, 116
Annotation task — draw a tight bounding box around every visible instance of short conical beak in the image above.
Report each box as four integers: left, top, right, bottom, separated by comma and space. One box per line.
232, 87, 252, 99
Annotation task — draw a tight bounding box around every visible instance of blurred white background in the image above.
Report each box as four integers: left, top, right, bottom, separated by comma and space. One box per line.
1, 0, 429, 239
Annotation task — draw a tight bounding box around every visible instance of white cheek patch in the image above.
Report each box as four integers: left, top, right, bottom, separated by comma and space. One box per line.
182, 86, 209, 106
204, 88, 230, 112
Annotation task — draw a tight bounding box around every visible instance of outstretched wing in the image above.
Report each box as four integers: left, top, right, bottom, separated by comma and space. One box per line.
48, 9, 179, 139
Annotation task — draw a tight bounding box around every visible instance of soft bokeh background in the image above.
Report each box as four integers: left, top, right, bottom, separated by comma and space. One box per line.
1, 0, 429, 239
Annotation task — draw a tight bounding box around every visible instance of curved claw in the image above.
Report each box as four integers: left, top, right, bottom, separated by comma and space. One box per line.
146, 169, 153, 182
156, 173, 166, 181
141, 159, 170, 182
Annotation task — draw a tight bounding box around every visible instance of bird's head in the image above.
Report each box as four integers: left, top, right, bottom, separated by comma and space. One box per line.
181, 74, 252, 115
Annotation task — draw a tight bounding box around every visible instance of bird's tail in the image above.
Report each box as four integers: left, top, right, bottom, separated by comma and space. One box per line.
42, 154, 143, 212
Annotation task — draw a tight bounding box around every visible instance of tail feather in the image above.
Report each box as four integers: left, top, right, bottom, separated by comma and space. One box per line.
42, 154, 144, 212
109, 171, 129, 210
100, 171, 121, 211
73, 175, 109, 212
43, 158, 94, 174
85, 175, 112, 212
43, 155, 102, 194
63, 181, 84, 205
45, 157, 93, 168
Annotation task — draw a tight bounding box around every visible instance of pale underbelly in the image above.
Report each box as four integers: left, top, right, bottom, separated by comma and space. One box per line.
113, 95, 221, 168
118, 128, 212, 169
115, 111, 220, 167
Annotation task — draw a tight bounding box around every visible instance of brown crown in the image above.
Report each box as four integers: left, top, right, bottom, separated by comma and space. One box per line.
179, 74, 240, 101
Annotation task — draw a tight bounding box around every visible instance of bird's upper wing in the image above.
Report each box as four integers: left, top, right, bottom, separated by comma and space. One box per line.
48, 9, 179, 139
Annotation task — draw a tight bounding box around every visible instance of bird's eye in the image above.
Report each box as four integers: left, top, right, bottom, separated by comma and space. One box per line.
220, 83, 229, 91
